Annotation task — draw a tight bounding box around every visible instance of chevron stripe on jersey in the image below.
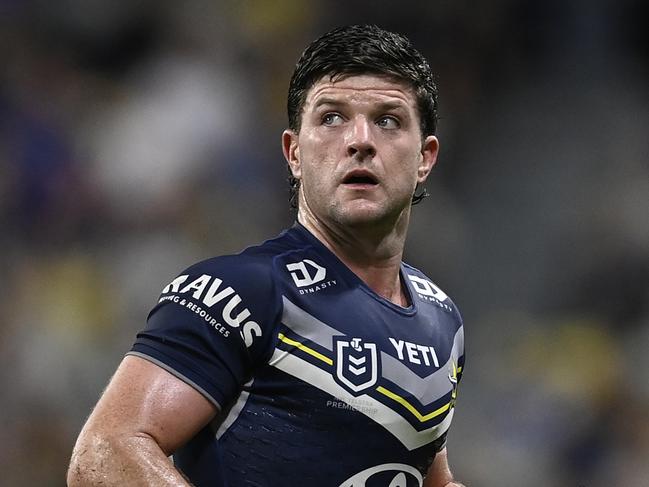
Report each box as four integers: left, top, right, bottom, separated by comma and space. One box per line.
271, 297, 463, 449
131, 223, 465, 486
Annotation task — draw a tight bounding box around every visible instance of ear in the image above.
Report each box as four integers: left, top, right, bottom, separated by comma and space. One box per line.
417, 135, 439, 183
282, 129, 301, 178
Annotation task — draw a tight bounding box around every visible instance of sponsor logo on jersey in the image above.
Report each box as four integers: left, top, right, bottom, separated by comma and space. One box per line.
388, 338, 440, 368
286, 259, 337, 294
160, 274, 262, 347
406, 275, 453, 312
339, 463, 423, 487
287, 259, 326, 286
334, 337, 380, 395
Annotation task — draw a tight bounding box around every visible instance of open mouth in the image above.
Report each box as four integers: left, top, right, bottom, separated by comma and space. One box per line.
342, 172, 378, 186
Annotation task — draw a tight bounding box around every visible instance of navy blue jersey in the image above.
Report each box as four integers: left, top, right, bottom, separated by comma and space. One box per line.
129, 223, 465, 487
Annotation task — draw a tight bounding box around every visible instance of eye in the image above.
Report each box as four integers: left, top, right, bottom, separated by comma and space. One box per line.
322, 113, 344, 126
376, 116, 400, 129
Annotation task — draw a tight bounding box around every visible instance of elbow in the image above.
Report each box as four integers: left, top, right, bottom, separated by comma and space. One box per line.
67, 445, 92, 486
67, 432, 116, 486
67, 452, 86, 486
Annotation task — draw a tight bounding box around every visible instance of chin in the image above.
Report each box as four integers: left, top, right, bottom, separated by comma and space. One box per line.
333, 202, 392, 227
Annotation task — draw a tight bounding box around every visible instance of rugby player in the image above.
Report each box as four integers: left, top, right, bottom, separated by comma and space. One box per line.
68, 24, 466, 487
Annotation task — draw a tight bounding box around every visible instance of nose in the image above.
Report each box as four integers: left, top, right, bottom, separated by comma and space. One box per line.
346, 116, 376, 159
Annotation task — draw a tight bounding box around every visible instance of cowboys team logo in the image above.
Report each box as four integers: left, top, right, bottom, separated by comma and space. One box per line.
448, 359, 459, 409
334, 337, 380, 396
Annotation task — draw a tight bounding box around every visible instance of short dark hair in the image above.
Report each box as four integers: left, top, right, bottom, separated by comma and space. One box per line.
286, 24, 438, 208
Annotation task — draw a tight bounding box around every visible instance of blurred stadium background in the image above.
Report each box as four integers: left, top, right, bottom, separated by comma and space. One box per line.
1, 1, 648, 485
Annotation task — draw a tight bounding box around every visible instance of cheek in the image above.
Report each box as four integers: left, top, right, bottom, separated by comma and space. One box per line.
300, 135, 338, 175
295, 149, 331, 197
387, 144, 422, 176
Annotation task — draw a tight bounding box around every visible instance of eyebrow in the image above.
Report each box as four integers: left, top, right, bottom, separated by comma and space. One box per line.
312, 97, 407, 112
312, 97, 344, 108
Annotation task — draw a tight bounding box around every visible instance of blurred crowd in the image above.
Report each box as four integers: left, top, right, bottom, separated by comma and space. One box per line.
1, 1, 648, 485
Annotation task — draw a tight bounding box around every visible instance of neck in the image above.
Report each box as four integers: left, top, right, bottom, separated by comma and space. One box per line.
297, 209, 411, 307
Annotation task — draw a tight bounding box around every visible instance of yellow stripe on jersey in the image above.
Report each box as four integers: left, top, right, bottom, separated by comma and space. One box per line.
270, 348, 454, 451
278, 332, 334, 366
376, 386, 451, 423
277, 332, 455, 424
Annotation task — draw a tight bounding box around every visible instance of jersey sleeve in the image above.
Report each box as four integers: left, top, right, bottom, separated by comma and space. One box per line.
128, 255, 281, 409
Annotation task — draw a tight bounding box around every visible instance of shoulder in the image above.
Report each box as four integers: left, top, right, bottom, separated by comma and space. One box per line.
155, 228, 312, 325
166, 228, 302, 296
147, 232, 302, 355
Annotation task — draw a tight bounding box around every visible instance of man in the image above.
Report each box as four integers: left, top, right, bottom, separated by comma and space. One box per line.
68, 25, 466, 487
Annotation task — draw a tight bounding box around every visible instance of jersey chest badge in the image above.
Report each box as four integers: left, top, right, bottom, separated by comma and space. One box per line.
333, 337, 381, 395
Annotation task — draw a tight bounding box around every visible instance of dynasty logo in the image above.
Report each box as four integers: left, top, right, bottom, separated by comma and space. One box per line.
286, 259, 337, 294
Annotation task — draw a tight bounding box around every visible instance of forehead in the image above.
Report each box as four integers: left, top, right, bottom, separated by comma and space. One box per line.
303, 74, 417, 110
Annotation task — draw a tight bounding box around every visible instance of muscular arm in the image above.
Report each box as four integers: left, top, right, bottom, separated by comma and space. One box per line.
67, 355, 218, 486
424, 448, 466, 487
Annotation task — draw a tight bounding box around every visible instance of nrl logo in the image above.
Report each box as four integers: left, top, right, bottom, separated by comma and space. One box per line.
333, 337, 380, 396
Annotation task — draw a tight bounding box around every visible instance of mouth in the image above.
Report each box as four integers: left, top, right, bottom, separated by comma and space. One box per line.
341, 170, 379, 187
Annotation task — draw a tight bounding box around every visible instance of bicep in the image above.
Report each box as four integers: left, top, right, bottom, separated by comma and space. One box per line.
80, 354, 218, 455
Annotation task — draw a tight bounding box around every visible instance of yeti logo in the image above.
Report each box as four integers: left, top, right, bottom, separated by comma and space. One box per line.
339, 463, 423, 487
334, 337, 380, 395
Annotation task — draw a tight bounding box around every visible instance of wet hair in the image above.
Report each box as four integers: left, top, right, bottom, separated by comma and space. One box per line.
286, 24, 439, 208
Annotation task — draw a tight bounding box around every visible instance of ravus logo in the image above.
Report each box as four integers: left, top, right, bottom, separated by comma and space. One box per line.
160, 274, 262, 348
334, 337, 380, 395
